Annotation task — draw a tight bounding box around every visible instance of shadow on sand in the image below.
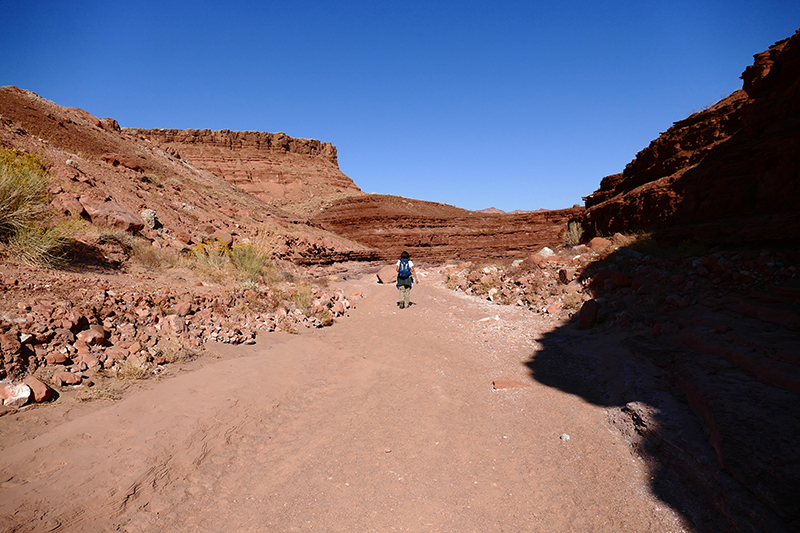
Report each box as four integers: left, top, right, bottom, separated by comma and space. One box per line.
525, 248, 799, 533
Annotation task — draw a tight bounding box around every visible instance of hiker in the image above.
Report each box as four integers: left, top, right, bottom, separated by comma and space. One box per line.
396, 250, 418, 309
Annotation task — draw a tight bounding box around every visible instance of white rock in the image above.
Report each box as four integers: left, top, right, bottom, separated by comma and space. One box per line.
537, 247, 555, 258
0, 380, 32, 408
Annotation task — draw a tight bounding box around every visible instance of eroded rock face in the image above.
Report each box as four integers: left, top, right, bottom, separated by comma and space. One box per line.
582, 30, 800, 245
129, 128, 363, 212
312, 194, 583, 263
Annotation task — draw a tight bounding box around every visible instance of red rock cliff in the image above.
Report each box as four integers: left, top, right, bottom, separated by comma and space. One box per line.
130, 128, 363, 213
311, 194, 583, 262
582, 30, 800, 245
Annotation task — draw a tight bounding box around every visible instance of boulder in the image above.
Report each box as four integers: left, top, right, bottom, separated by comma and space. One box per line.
578, 299, 601, 329
140, 208, 160, 230
588, 237, 612, 252
53, 372, 81, 386
377, 265, 398, 284
23, 375, 52, 403
79, 194, 144, 233
45, 352, 69, 365
0, 380, 31, 408
76, 325, 106, 346
100, 152, 142, 172
165, 314, 186, 334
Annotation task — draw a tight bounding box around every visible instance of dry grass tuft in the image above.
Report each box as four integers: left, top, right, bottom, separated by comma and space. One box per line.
116, 360, 151, 380
75, 386, 122, 402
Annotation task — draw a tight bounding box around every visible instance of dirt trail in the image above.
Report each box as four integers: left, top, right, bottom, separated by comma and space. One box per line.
0, 271, 688, 532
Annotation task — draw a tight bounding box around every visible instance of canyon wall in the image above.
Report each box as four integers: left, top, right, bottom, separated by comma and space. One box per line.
582, 30, 800, 245
311, 194, 582, 263
130, 128, 363, 214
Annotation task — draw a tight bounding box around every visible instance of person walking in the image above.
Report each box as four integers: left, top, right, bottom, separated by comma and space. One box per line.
396, 251, 418, 309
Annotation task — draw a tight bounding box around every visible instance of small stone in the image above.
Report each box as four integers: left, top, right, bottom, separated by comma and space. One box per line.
560, 433, 571, 442
54, 371, 82, 386
492, 380, 531, 390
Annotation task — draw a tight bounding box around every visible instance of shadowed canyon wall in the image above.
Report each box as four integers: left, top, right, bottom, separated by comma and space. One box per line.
582, 30, 800, 245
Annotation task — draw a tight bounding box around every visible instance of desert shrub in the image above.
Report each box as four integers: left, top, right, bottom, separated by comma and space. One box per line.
0, 149, 51, 238
6, 224, 70, 266
0, 149, 66, 265
116, 360, 151, 380
676, 237, 707, 258
315, 307, 333, 327
293, 283, 314, 315
562, 292, 583, 309
564, 221, 584, 247
192, 238, 230, 269
230, 243, 267, 281
76, 386, 121, 402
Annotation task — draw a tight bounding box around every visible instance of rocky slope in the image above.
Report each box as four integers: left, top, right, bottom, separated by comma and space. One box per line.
130, 128, 363, 215
582, 30, 800, 245
0, 86, 375, 264
311, 194, 583, 263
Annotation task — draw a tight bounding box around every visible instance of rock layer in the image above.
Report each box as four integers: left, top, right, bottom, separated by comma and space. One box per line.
311, 194, 583, 263
582, 30, 800, 245
130, 128, 363, 213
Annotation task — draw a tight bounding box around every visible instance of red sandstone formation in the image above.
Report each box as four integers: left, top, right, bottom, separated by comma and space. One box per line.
0, 86, 372, 262
582, 30, 800, 245
129, 128, 363, 214
311, 194, 583, 263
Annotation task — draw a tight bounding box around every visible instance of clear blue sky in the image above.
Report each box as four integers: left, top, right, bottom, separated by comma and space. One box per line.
2, 2, 798, 211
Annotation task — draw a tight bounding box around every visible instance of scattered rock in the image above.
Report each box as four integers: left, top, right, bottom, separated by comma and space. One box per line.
0, 379, 31, 407
23, 376, 53, 403
377, 265, 397, 284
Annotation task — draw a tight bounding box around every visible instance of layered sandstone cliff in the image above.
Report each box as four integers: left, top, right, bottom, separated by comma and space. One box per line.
312, 194, 582, 262
130, 128, 363, 214
582, 30, 800, 245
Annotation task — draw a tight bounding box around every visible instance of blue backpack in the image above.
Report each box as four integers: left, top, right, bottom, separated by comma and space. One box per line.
398, 258, 411, 279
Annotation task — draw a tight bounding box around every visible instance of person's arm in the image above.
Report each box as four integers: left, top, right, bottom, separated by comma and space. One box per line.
411, 266, 419, 283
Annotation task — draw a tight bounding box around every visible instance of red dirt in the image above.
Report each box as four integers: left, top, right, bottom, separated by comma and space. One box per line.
0, 269, 689, 532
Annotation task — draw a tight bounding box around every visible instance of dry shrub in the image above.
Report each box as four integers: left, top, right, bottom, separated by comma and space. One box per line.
293, 283, 313, 315
6, 224, 69, 266
610, 231, 654, 250
76, 386, 121, 402
277, 317, 299, 334
564, 221, 584, 247
562, 292, 583, 309
230, 243, 267, 281
116, 360, 150, 380
0, 149, 73, 266
0, 149, 51, 238
315, 307, 333, 327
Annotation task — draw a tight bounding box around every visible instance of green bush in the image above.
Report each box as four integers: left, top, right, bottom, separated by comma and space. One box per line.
230, 243, 267, 280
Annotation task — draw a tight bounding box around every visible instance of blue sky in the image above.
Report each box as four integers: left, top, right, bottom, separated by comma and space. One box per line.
2, 2, 798, 211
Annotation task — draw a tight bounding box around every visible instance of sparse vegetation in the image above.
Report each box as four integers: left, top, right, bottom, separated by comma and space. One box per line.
0, 149, 68, 265
293, 283, 313, 315
230, 243, 267, 281
116, 360, 151, 380
0, 148, 51, 237
76, 386, 122, 402
564, 221, 584, 247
